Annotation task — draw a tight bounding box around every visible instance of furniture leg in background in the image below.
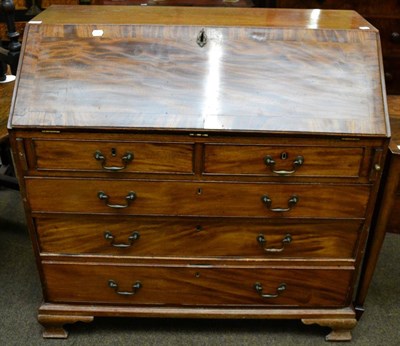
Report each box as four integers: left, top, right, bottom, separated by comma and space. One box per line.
0, 0, 20, 82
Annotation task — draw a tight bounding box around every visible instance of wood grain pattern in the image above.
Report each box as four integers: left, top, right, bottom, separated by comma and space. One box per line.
204, 144, 364, 177
31, 6, 375, 28
10, 7, 388, 136
25, 178, 371, 218
275, 1, 400, 95
36, 304, 356, 340
32, 139, 195, 173
42, 262, 353, 306
35, 216, 362, 258
18, 132, 383, 184
29, 136, 370, 178
7, 7, 389, 340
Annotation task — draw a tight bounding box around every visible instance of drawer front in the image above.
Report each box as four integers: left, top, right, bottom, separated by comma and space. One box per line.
42, 262, 353, 307
26, 178, 371, 218
32, 139, 194, 174
36, 217, 362, 259
204, 144, 364, 178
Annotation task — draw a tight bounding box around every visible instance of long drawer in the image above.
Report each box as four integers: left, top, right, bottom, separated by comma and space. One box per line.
26, 178, 371, 218
42, 262, 353, 307
36, 216, 362, 259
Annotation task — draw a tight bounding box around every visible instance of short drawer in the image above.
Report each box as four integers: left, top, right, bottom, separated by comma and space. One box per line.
203, 144, 364, 178
31, 139, 194, 174
36, 216, 362, 259
26, 178, 371, 218
42, 262, 353, 307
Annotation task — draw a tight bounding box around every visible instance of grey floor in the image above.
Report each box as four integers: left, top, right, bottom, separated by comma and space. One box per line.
1, 187, 399, 346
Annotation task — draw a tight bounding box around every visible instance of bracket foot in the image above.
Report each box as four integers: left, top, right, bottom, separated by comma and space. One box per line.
302, 318, 357, 341
38, 314, 94, 339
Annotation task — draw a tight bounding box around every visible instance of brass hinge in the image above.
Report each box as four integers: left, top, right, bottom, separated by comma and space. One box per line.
341, 137, 360, 141
41, 130, 61, 134
189, 133, 209, 137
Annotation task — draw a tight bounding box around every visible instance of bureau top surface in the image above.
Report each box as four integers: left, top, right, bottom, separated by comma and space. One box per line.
9, 6, 389, 136
22, 5, 378, 28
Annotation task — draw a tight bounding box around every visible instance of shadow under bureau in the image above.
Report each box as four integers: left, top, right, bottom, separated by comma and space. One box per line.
8, 5, 390, 341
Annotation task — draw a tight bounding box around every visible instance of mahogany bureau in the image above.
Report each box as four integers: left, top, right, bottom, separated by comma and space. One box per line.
8, 5, 390, 341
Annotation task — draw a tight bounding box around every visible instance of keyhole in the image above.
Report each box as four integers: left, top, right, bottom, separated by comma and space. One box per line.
197, 29, 207, 48
280, 152, 288, 160
197, 188, 203, 195
111, 148, 117, 157
195, 272, 201, 278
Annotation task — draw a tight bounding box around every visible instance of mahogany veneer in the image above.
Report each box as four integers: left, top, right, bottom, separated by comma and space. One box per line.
275, 0, 400, 94
8, 6, 390, 341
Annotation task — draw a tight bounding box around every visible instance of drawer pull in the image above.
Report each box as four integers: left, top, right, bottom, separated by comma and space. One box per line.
264, 155, 304, 175
104, 231, 140, 248
98, 191, 136, 209
261, 195, 299, 212
257, 233, 292, 252
254, 282, 286, 299
108, 280, 142, 296
94, 150, 134, 171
